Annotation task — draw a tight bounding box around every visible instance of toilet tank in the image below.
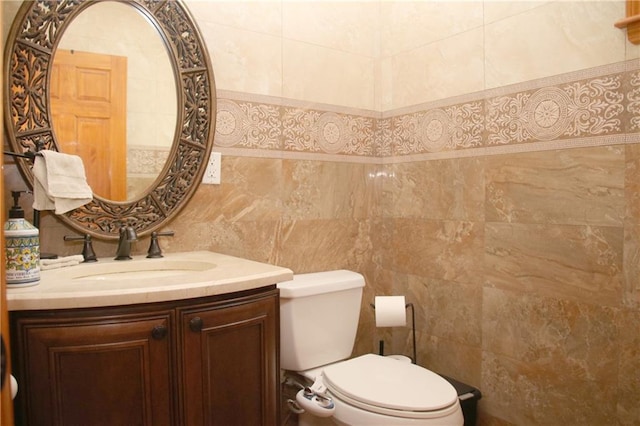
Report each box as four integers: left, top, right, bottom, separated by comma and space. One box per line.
277, 270, 365, 372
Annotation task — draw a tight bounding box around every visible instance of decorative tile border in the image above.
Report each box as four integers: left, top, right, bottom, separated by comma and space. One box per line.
213, 59, 640, 163
128, 145, 170, 176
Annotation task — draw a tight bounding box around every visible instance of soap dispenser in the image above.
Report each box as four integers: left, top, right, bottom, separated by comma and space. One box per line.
4, 191, 40, 287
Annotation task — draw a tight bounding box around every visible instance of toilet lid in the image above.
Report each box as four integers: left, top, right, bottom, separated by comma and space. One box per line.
322, 354, 458, 415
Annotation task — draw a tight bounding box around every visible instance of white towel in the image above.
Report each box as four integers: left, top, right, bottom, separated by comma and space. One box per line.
32, 150, 93, 214
40, 255, 84, 270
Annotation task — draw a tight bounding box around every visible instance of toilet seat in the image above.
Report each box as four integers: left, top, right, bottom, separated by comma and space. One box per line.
321, 354, 460, 419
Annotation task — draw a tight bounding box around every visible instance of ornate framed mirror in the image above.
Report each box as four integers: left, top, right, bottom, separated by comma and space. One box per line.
4, 0, 216, 240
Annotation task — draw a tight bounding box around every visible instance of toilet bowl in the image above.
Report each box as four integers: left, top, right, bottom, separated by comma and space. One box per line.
296, 354, 462, 426
278, 270, 463, 426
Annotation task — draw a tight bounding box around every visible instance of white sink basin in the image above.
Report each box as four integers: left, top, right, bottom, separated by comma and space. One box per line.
67, 259, 217, 281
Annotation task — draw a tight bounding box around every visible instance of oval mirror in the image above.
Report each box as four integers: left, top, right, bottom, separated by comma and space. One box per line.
4, 0, 216, 240
53, 1, 177, 201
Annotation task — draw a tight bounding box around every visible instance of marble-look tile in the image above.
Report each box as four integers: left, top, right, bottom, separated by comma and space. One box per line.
282, 39, 375, 110
419, 334, 482, 389
385, 158, 485, 221
401, 274, 482, 348
485, 147, 625, 226
273, 218, 372, 274
617, 308, 640, 424
282, 2, 378, 58
623, 224, 640, 308
200, 22, 283, 97
485, 1, 625, 89
477, 412, 515, 426
626, 144, 640, 222
184, 0, 282, 37
481, 351, 617, 425
389, 219, 484, 286
168, 219, 280, 265
483, 287, 618, 372
281, 160, 376, 221
376, 57, 392, 113
379, 1, 483, 57
482, 1, 549, 25
180, 157, 283, 223
628, 38, 640, 60
482, 287, 620, 423
485, 222, 623, 306
390, 28, 484, 109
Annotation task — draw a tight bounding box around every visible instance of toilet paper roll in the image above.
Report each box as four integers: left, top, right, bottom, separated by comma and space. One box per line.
374, 296, 406, 327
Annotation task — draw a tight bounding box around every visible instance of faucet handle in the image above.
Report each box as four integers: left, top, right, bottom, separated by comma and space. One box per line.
63, 234, 97, 262
147, 231, 175, 258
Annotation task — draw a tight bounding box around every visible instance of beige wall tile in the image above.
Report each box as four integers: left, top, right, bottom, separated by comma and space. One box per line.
482, 287, 620, 424
180, 157, 284, 224
626, 144, 640, 221
485, 222, 623, 306
485, 147, 625, 226
379, 1, 483, 57
281, 160, 376, 221
624, 224, 640, 308
617, 308, 640, 423
185, 0, 282, 37
389, 219, 484, 286
273, 218, 373, 273
390, 28, 484, 109
403, 274, 482, 348
283, 2, 378, 57
483, 1, 549, 25
386, 158, 485, 221
377, 57, 393, 112
202, 23, 283, 97
481, 338, 618, 424
485, 1, 625, 89
420, 334, 482, 388
628, 38, 640, 60
282, 39, 376, 110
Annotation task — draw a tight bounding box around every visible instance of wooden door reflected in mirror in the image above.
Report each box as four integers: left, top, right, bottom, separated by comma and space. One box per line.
51, 49, 127, 201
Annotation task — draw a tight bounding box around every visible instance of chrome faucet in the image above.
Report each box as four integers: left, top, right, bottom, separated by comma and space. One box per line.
115, 226, 138, 260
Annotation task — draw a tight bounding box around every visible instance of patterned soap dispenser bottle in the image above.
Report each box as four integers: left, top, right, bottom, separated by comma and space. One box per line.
4, 191, 40, 287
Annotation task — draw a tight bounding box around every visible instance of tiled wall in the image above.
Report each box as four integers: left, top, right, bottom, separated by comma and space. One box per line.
204, 60, 640, 423
3, 1, 640, 424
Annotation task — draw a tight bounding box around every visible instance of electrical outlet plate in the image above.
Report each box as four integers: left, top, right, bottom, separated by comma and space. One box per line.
202, 152, 221, 184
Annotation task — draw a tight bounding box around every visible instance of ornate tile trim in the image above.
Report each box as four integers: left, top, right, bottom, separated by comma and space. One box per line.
128, 145, 170, 176
213, 60, 640, 163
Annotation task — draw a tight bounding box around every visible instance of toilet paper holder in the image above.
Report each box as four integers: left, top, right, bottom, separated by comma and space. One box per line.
370, 301, 417, 365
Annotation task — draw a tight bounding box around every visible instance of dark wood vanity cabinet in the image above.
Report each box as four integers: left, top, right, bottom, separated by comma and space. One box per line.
10, 286, 280, 426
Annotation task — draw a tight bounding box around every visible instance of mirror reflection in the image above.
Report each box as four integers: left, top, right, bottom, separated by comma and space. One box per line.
52, 1, 177, 201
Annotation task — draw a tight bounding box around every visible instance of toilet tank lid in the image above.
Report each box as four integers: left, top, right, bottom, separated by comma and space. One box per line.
278, 270, 365, 298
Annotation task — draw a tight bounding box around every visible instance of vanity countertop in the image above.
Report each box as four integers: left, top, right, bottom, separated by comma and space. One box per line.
6, 251, 293, 311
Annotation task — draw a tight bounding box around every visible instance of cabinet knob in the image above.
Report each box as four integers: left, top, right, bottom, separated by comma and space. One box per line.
189, 316, 203, 332
151, 324, 168, 340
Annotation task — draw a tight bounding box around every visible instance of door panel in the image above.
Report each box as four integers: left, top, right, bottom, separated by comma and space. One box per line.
51, 49, 127, 200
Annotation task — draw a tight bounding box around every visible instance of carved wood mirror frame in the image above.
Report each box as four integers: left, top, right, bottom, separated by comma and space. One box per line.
4, 0, 216, 240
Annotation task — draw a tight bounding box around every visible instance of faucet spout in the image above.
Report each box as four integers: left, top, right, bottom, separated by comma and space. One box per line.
115, 226, 138, 260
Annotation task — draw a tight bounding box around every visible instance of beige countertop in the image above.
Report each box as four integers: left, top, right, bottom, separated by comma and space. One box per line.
7, 251, 293, 311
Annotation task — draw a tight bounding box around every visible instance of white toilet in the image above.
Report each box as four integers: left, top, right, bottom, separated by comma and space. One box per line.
278, 270, 464, 426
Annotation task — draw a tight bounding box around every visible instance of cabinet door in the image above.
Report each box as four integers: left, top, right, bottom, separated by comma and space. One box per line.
180, 290, 279, 426
12, 312, 174, 426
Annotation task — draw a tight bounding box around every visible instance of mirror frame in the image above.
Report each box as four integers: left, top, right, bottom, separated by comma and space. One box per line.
4, 0, 216, 240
